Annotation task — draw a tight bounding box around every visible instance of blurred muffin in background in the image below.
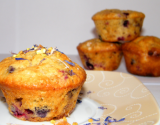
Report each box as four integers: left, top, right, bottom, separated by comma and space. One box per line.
92, 9, 145, 42
77, 38, 123, 71
122, 36, 160, 76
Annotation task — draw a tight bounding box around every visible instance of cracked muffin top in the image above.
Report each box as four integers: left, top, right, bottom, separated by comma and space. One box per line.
0, 44, 86, 90
77, 38, 122, 53
92, 9, 145, 20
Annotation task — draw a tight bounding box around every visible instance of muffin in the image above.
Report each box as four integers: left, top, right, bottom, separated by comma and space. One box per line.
122, 36, 160, 76
77, 38, 123, 70
92, 9, 145, 42
0, 44, 86, 121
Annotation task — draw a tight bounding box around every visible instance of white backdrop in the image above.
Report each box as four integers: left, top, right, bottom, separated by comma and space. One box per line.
0, 0, 160, 55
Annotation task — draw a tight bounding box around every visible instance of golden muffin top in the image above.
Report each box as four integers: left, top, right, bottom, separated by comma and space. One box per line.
0, 45, 86, 90
122, 36, 160, 56
92, 9, 145, 20
77, 38, 122, 53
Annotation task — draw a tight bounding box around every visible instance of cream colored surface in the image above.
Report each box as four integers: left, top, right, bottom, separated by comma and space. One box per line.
81, 71, 160, 125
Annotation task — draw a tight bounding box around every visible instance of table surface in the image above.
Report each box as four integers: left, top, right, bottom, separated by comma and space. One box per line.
0, 54, 160, 108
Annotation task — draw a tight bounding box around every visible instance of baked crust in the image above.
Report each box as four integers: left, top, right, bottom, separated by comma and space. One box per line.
92, 9, 145, 20
77, 38, 122, 52
0, 45, 86, 90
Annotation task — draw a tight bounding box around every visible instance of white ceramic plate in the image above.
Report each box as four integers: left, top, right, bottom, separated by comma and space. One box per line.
0, 71, 160, 125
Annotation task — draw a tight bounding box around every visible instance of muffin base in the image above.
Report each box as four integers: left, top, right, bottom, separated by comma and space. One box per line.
78, 50, 123, 71
93, 18, 144, 42
123, 52, 160, 76
1, 86, 82, 122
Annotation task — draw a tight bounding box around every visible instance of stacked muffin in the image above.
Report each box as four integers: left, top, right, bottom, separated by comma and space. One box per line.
122, 36, 160, 76
77, 38, 122, 71
77, 9, 145, 71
